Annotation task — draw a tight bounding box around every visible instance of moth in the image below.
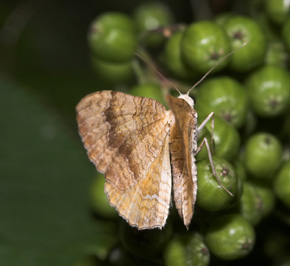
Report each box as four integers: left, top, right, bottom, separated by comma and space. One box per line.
76, 44, 245, 229
76, 88, 221, 230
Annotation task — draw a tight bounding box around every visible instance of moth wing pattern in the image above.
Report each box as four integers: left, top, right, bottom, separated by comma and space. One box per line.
76, 90, 173, 229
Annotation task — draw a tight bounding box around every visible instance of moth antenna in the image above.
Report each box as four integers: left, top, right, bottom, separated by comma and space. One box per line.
187, 41, 248, 96
135, 52, 182, 95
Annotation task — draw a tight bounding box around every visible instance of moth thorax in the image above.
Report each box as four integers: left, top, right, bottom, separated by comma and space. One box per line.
178, 94, 194, 107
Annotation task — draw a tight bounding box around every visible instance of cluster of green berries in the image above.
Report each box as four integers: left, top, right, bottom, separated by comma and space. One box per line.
82, 1, 290, 266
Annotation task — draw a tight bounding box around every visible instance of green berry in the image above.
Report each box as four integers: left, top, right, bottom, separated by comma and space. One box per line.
196, 76, 248, 128
282, 16, 290, 51
130, 83, 166, 106
181, 21, 230, 73
234, 156, 247, 181
245, 65, 290, 117
237, 182, 263, 225
205, 214, 255, 260
255, 183, 276, 218
164, 237, 187, 266
214, 12, 234, 26
133, 2, 174, 47
91, 57, 134, 84
164, 233, 210, 266
265, 0, 290, 25
206, 116, 241, 161
196, 116, 241, 164
88, 13, 137, 62
265, 41, 288, 67
243, 111, 258, 138
235, 172, 245, 202
236, 181, 275, 225
164, 31, 194, 79
197, 157, 239, 212
223, 16, 266, 72
274, 161, 290, 208
253, 12, 279, 42
244, 133, 282, 179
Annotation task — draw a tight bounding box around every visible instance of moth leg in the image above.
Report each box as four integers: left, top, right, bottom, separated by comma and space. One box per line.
197, 112, 215, 153
194, 137, 234, 197
197, 112, 214, 132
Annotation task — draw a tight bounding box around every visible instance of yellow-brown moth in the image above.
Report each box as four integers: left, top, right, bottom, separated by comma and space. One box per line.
76, 89, 216, 230
75, 44, 246, 229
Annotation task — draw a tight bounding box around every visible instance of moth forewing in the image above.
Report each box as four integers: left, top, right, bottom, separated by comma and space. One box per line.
76, 91, 173, 230
167, 94, 198, 228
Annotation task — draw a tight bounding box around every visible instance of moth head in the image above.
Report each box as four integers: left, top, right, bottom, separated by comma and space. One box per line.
178, 94, 194, 107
